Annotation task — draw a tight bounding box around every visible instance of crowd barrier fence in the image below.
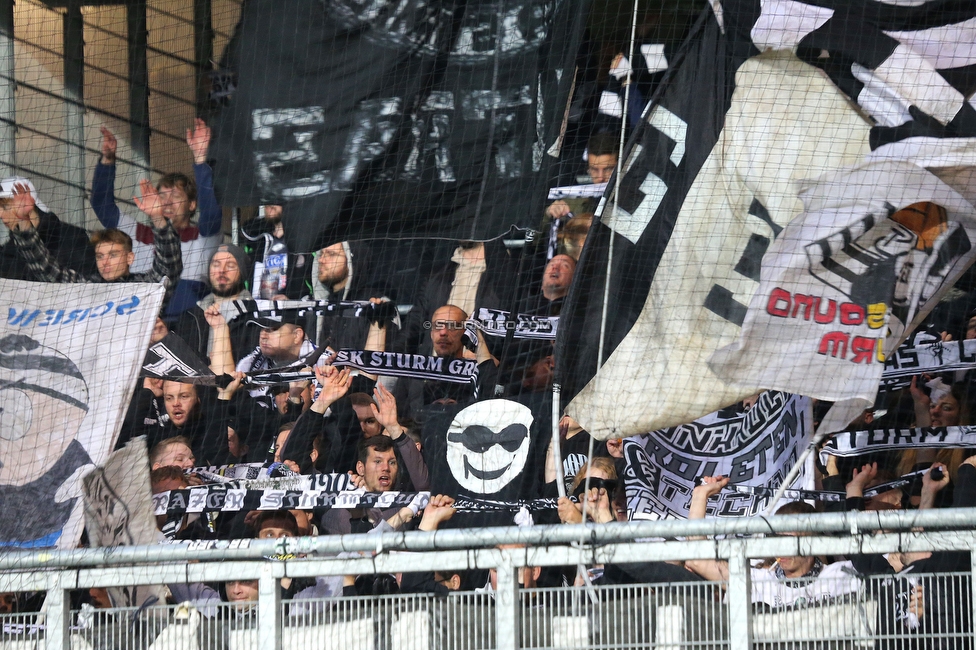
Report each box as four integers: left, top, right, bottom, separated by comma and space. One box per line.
0, 509, 974, 650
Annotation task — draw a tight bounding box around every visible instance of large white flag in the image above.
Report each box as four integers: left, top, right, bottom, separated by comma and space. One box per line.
709, 162, 976, 414
0, 280, 163, 548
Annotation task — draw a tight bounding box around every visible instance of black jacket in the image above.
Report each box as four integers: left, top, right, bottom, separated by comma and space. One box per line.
0, 210, 95, 281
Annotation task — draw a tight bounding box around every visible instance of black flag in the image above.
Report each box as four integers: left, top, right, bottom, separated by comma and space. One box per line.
209, 0, 588, 253
422, 398, 550, 527
142, 333, 215, 384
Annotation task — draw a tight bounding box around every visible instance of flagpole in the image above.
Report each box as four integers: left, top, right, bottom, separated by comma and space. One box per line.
763, 429, 829, 516
575, 0, 640, 596
551, 383, 566, 498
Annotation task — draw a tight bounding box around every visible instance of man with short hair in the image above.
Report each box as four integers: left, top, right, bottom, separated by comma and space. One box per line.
541, 254, 576, 304
128, 378, 234, 466
545, 132, 619, 221
312, 241, 391, 350
172, 244, 259, 365
91, 121, 222, 317
0, 183, 183, 308
319, 436, 424, 536
394, 303, 497, 420
349, 393, 383, 438
149, 436, 196, 471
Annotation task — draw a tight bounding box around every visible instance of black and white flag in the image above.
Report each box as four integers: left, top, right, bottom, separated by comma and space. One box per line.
709, 162, 976, 411
209, 0, 587, 252
474, 308, 558, 340
142, 333, 215, 384
624, 392, 814, 520
423, 398, 551, 526
556, 0, 976, 439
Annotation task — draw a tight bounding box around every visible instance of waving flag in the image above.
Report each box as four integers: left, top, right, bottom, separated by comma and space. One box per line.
556, 0, 976, 439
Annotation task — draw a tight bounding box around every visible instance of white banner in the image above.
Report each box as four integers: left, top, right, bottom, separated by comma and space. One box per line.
709, 161, 976, 410
83, 437, 166, 608
0, 280, 163, 549
624, 392, 814, 520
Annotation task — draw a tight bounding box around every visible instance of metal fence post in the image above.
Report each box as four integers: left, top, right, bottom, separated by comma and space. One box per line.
44, 574, 70, 650
727, 544, 752, 650
495, 554, 520, 650
971, 551, 976, 644
63, 0, 86, 227
258, 565, 281, 650
0, 0, 15, 178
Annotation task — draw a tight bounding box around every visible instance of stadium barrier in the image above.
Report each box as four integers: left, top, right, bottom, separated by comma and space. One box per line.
0, 509, 974, 649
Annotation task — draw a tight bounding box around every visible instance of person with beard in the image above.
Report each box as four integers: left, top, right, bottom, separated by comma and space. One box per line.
391, 304, 498, 421
312, 241, 392, 351
241, 205, 312, 300
172, 244, 259, 365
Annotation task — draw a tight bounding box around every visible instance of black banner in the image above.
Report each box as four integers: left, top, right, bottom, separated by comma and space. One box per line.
209, 0, 589, 252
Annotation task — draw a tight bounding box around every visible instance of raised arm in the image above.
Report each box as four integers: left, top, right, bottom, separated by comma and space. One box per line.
91, 126, 122, 228
187, 119, 222, 237
683, 476, 731, 582
373, 383, 429, 490
4, 185, 83, 283
134, 179, 183, 291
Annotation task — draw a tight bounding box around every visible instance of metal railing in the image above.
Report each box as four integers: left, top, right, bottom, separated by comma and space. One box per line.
0, 509, 974, 650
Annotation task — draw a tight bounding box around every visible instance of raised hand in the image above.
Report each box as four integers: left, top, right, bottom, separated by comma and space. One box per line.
186, 118, 211, 165
557, 496, 583, 524
919, 462, 951, 510
0, 183, 36, 231
419, 494, 456, 531
203, 303, 227, 330
312, 365, 352, 412
694, 475, 729, 499
910, 376, 931, 408
587, 486, 615, 523
134, 179, 166, 226
689, 475, 729, 522
846, 462, 878, 499
371, 383, 402, 437
546, 200, 571, 220
100, 126, 117, 165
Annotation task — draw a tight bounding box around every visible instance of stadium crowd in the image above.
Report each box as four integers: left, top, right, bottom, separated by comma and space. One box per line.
0, 112, 973, 641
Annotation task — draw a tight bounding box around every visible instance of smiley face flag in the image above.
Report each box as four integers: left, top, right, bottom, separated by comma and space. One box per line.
423, 398, 550, 527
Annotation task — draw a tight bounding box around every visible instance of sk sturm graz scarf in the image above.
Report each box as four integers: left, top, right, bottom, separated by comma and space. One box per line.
624, 392, 814, 520
473, 308, 558, 341
821, 427, 976, 462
